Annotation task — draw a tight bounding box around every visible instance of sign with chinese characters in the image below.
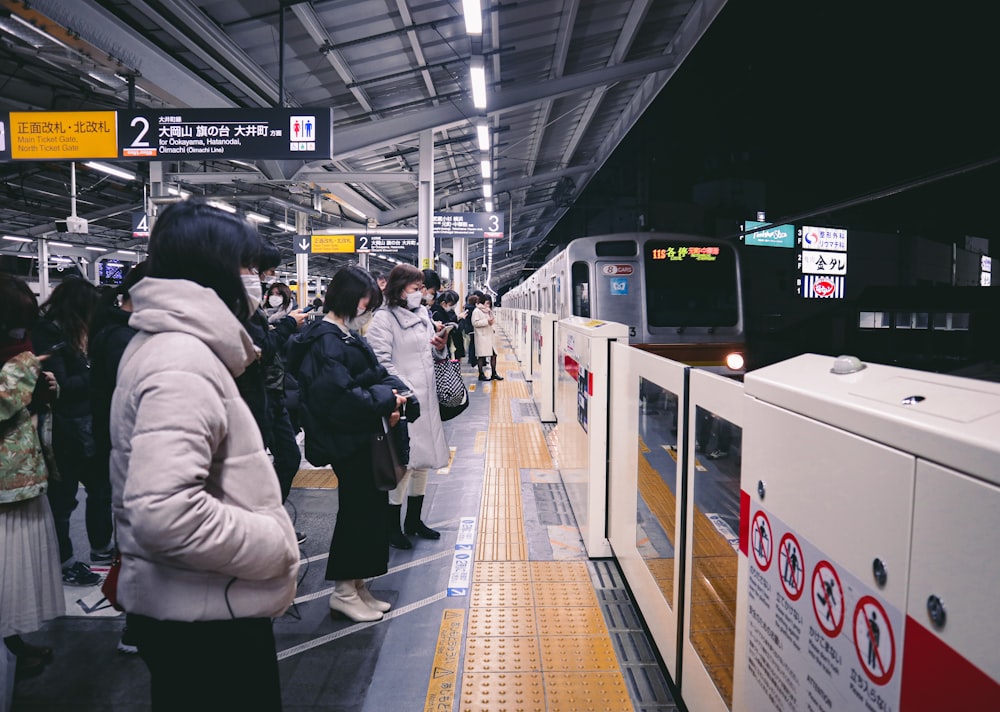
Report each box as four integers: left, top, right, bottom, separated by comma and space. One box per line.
433, 212, 504, 239
358, 234, 418, 254
744, 503, 903, 712
800, 250, 847, 276
1, 108, 333, 162
744, 220, 795, 248
649, 246, 720, 261
802, 226, 848, 252
799, 275, 845, 299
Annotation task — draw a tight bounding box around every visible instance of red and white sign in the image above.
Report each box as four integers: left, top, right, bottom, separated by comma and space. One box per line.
812, 560, 845, 637
854, 595, 896, 685
778, 532, 805, 600
751, 510, 773, 571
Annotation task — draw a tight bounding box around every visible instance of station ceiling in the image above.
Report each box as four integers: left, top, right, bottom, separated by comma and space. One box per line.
0, 0, 725, 290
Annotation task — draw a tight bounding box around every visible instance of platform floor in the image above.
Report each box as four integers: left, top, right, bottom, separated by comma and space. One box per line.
7, 331, 680, 712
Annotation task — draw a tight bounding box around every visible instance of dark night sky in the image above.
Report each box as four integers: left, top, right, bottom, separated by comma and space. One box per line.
580, 1, 1000, 243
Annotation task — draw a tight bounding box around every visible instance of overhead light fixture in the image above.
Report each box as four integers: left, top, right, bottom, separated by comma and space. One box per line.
485, 199, 494, 212
3, 235, 33, 243
84, 161, 136, 181
462, 0, 483, 34
207, 200, 237, 214
470, 56, 487, 109
167, 185, 191, 198
119, 250, 137, 256
480, 160, 491, 179
245, 211, 270, 224
275, 221, 295, 232
85, 246, 108, 252
48, 241, 73, 248
483, 183, 493, 198
476, 123, 490, 152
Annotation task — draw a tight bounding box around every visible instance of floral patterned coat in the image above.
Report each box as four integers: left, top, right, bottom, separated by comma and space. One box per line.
0, 351, 48, 503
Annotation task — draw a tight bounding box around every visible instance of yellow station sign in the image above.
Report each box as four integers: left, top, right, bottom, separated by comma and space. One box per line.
311, 235, 356, 254
9, 111, 119, 160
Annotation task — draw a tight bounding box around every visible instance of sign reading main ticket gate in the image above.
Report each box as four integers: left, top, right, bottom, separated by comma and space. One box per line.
744, 503, 902, 712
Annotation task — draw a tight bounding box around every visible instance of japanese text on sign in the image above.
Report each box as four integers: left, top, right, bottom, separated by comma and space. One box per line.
433, 212, 505, 239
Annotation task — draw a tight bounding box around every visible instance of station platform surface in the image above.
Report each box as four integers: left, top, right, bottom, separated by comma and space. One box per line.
8, 329, 680, 712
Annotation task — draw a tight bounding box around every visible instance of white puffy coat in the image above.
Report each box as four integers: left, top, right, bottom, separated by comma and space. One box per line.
366, 305, 449, 470
110, 278, 299, 621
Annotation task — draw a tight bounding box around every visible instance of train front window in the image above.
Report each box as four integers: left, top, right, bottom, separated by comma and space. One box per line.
644, 242, 738, 327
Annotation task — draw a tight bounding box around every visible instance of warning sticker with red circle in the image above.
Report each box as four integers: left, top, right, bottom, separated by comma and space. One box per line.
812, 560, 845, 637
751, 510, 773, 571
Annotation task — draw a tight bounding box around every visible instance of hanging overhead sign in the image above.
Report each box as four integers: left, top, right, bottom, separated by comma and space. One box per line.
744, 220, 795, 248
293, 233, 418, 255
433, 212, 505, 239
1, 108, 333, 162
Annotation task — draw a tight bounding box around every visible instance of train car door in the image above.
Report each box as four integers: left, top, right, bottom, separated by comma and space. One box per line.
595, 259, 641, 338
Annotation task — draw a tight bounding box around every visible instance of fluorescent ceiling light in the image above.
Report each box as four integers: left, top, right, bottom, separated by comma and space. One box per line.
483, 183, 493, 198
118, 250, 137, 256
85, 246, 108, 251
167, 185, 191, 198
275, 221, 295, 232
480, 160, 491, 179
9, 14, 71, 50
3, 235, 33, 243
48, 241, 73, 248
485, 199, 494, 212
245, 211, 270, 224
470, 57, 487, 109
207, 200, 237, 214
476, 123, 490, 152
84, 161, 136, 181
462, 0, 483, 34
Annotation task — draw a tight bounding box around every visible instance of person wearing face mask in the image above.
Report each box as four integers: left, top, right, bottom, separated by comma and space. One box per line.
263, 282, 296, 324
365, 265, 450, 550
285, 265, 408, 621
472, 293, 503, 381
239, 243, 309, 538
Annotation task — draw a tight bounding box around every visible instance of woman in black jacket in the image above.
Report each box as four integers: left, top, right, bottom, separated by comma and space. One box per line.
31, 278, 106, 586
286, 265, 408, 623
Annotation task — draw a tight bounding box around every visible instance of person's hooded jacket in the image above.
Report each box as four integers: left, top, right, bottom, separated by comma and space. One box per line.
109, 277, 299, 621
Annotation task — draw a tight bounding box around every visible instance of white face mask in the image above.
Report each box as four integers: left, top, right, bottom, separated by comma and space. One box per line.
268, 295, 284, 308
405, 291, 424, 310
356, 305, 367, 318
241, 274, 263, 308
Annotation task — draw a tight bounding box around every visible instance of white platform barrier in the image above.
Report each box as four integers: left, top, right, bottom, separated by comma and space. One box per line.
554, 316, 629, 558
529, 312, 557, 421
734, 353, 1000, 712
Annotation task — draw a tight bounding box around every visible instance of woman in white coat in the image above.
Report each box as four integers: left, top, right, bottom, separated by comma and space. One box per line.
471, 293, 503, 381
366, 264, 450, 549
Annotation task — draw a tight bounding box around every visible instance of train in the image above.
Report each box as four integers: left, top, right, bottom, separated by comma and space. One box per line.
502, 232, 746, 374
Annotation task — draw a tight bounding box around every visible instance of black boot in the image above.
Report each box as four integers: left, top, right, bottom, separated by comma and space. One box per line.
387, 504, 412, 550
404, 496, 440, 539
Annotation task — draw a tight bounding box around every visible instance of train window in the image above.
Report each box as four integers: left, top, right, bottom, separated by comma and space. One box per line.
933, 312, 970, 330
595, 240, 637, 257
895, 311, 929, 329
858, 311, 891, 329
643, 242, 738, 327
571, 261, 590, 317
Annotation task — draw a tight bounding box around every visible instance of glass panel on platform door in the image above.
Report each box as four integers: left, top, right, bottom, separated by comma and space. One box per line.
636, 377, 681, 608
689, 405, 743, 709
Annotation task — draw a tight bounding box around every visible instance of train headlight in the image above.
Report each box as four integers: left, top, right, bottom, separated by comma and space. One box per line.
725, 352, 745, 371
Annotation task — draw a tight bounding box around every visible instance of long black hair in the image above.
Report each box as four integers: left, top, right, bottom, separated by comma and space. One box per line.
39, 277, 100, 352
146, 199, 260, 320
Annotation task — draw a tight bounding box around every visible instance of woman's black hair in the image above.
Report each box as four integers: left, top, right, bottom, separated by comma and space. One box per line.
437, 289, 459, 306
324, 264, 382, 318
257, 240, 283, 273
0, 272, 40, 332
39, 277, 100, 351
421, 268, 441, 292
384, 263, 423, 308
145, 199, 260, 320
89, 261, 148, 338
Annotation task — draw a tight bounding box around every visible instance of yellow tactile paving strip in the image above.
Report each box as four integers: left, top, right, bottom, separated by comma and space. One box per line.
457, 338, 633, 711
637, 446, 678, 607
291, 468, 339, 488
